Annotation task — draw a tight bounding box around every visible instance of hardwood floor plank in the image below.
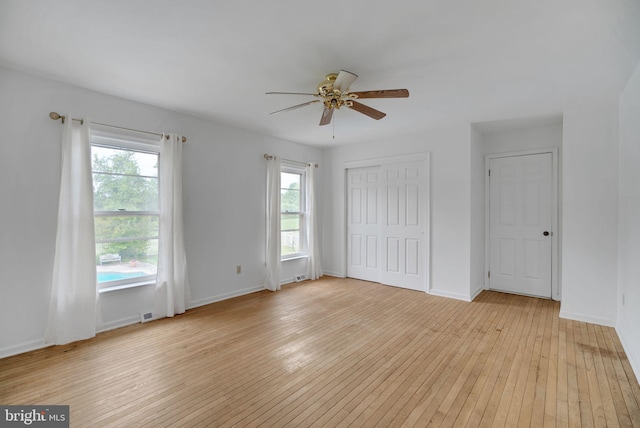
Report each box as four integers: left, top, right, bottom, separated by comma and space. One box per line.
385, 293, 500, 427
462, 295, 536, 427
554, 316, 569, 428
515, 299, 549, 427
1, 277, 638, 427
321, 295, 490, 427
602, 327, 640, 427
581, 322, 608, 427
295, 296, 460, 427
573, 319, 596, 427
432, 294, 515, 428
367, 294, 503, 426
233, 295, 434, 427
372, 297, 495, 428
593, 325, 632, 428
565, 317, 585, 428
533, 299, 556, 427
448, 293, 525, 427
488, 299, 543, 427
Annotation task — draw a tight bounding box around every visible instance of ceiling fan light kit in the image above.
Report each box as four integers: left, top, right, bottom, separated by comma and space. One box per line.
267, 70, 409, 126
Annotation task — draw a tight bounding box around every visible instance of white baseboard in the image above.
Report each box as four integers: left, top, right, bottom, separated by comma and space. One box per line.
469, 286, 484, 301
321, 270, 345, 278
281, 277, 295, 286
98, 315, 141, 334
0, 338, 47, 360
429, 288, 473, 302
188, 284, 265, 309
102, 284, 267, 333
616, 326, 640, 384
559, 310, 616, 327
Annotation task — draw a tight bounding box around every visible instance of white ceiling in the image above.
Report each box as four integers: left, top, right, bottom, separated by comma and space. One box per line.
1, 0, 639, 147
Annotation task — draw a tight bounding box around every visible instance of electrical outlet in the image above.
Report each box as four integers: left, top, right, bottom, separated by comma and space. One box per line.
294, 274, 306, 282
236, 265, 241, 274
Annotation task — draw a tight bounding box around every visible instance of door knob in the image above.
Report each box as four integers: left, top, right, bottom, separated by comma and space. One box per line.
543, 231, 551, 236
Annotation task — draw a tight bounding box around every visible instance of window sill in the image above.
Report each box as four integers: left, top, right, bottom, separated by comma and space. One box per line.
98, 280, 155, 294
281, 254, 309, 262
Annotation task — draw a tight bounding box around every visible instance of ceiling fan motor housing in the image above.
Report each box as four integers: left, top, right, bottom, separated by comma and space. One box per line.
319, 74, 353, 109
317, 73, 338, 95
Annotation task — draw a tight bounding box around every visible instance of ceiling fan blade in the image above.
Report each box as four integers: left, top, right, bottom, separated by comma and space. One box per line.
348, 101, 387, 120
319, 108, 334, 126
269, 100, 320, 115
266, 92, 319, 96
333, 70, 358, 92
348, 89, 409, 99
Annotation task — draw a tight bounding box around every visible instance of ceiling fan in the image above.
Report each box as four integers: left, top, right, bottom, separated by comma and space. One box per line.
266, 70, 409, 126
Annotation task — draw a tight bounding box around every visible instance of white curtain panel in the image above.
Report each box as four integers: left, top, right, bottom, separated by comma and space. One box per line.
305, 163, 323, 280
265, 156, 281, 291
155, 134, 190, 318
45, 116, 100, 345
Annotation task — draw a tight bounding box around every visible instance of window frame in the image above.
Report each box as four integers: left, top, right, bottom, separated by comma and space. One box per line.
91, 132, 161, 291
280, 163, 307, 261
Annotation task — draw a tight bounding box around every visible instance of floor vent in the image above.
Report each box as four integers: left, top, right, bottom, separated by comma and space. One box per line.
294, 274, 306, 282
140, 312, 153, 323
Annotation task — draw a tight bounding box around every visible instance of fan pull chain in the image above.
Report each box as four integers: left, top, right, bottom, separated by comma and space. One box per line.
332, 115, 335, 139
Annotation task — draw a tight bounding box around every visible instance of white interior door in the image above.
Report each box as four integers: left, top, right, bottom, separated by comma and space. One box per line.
380, 161, 428, 291
347, 159, 428, 292
347, 166, 381, 283
489, 153, 552, 298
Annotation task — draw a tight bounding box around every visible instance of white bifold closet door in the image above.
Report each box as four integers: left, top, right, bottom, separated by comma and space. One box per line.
347, 159, 428, 292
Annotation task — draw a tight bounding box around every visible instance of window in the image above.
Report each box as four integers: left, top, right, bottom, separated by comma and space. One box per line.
91, 134, 160, 289
281, 165, 306, 259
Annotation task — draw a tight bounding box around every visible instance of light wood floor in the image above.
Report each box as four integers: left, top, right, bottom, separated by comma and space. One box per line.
1, 277, 639, 427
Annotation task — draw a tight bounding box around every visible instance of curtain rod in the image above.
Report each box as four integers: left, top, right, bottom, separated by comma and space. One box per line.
263, 153, 318, 168
49, 112, 187, 143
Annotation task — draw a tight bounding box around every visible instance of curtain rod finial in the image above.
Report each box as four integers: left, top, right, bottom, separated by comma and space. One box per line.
49, 111, 64, 123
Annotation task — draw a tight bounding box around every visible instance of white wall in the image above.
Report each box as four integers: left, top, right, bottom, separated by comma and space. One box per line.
560, 101, 619, 326
323, 124, 474, 301
617, 61, 640, 377
0, 67, 323, 357
482, 122, 563, 155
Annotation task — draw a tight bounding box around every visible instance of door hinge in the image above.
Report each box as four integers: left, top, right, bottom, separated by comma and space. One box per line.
488, 271, 491, 278
488, 169, 491, 177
